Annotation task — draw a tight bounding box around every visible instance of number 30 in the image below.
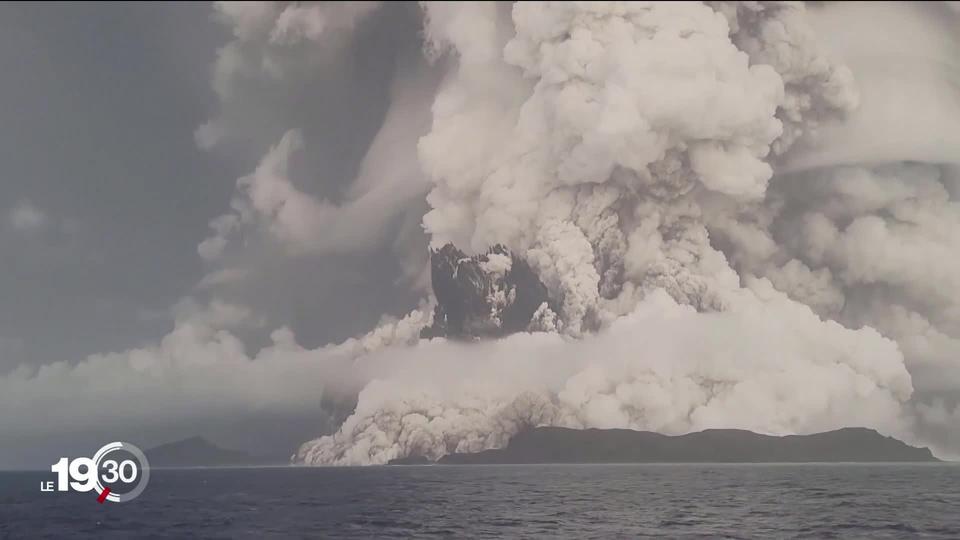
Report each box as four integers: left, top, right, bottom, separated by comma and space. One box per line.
102, 459, 138, 483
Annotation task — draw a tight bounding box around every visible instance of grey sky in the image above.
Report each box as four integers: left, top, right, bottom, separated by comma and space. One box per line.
0, 3, 233, 369
0, 3, 426, 466
0, 2, 423, 371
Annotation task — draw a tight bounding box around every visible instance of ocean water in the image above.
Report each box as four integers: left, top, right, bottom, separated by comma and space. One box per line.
2, 464, 959, 538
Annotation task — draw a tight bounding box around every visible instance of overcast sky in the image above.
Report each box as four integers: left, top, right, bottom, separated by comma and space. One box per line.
0, 2, 431, 466
0, 2, 424, 371
0, 3, 231, 369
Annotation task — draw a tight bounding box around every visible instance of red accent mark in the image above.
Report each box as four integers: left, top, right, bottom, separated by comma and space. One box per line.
97, 487, 111, 504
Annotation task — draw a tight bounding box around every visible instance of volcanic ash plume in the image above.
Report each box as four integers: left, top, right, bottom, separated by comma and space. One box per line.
294, 1, 960, 465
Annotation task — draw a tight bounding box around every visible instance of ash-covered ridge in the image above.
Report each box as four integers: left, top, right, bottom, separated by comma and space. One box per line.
438, 426, 939, 464
421, 243, 559, 339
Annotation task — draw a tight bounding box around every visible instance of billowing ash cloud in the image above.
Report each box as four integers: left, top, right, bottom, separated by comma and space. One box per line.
298, 287, 914, 465
298, 1, 960, 464
781, 1, 960, 170
2, 1, 958, 466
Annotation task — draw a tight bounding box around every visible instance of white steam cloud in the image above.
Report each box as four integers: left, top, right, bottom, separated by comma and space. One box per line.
300, 1, 960, 464
298, 287, 914, 465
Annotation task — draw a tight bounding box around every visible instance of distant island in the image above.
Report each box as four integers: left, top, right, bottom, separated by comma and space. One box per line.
146, 436, 281, 468
427, 427, 937, 464
387, 455, 434, 466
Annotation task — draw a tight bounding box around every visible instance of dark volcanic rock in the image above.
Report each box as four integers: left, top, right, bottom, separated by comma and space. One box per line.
438, 426, 939, 464
421, 243, 556, 339
387, 455, 433, 465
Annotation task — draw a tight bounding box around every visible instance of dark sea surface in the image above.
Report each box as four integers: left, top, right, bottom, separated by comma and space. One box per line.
2, 464, 959, 539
